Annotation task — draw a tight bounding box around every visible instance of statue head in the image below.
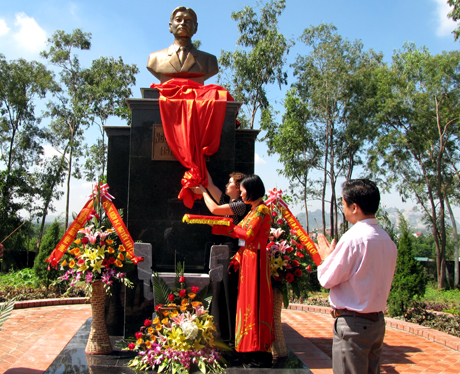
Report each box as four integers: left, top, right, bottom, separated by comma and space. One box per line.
169, 6, 198, 40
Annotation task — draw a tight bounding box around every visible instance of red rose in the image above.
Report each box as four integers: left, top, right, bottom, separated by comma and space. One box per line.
135, 332, 143, 340
296, 243, 303, 249
291, 239, 297, 245
144, 319, 152, 327
272, 211, 277, 217
287, 246, 294, 253
95, 214, 100, 219
292, 260, 299, 267
285, 264, 292, 270
274, 276, 283, 282
269, 236, 274, 241
179, 289, 186, 298
283, 255, 290, 261
155, 304, 162, 311
109, 257, 116, 264
306, 264, 312, 273
290, 229, 297, 236
100, 240, 106, 246
91, 209, 97, 215
295, 269, 302, 277
168, 294, 175, 302
77, 259, 85, 266
82, 237, 89, 244
179, 276, 185, 283
191, 286, 199, 293
128, 343, 135, 350
285, 273, 295, 283
86, 216, 92, 222
296, 251, 305, 258
102, 259, 110, 268
277, 219, 284, 225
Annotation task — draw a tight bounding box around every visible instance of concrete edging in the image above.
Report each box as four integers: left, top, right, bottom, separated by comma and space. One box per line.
287, 303, 460, 352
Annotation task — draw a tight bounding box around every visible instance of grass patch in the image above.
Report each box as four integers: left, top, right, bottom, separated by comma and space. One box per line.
423, 285, 460, 304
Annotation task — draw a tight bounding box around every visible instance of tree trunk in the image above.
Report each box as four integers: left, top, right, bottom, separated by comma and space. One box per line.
445, 195, 459, 288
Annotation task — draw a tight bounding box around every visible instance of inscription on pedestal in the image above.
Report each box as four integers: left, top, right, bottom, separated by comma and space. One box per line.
152, 124, 177, 161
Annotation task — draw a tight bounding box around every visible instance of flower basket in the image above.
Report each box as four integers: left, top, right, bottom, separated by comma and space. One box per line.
271, 288, 288, 358
85, 280, 112, 355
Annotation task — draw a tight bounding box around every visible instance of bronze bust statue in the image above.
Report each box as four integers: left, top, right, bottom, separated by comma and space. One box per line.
147, 6, 219, 85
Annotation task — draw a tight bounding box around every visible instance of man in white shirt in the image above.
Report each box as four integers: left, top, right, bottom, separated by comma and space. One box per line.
316, 179, 397, 374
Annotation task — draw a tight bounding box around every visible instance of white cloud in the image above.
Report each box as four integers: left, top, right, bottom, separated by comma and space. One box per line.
13, 12, 47, 53
0, 19, 10, 36
255, 153, 267, 165
433, 0, 457, 36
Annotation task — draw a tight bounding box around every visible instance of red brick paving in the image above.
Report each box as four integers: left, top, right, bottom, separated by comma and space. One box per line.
282, 307, 460, 374
1, 301, 460, 373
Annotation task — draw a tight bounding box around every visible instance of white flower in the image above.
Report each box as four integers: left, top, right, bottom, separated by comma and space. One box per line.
270, 227, 284, 239
181, 321, 199, 340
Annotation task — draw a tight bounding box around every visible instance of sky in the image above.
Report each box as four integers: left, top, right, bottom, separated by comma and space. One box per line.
1, 0, 459, 221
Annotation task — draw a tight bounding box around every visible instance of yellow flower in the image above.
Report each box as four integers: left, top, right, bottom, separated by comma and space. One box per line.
180, 306, 187, 312
107, 246, 115, 254
107, 229, 114, 233
69, 260, 76, 268
161, 317, 169, 324
153, 317, 160, 325
78, 264, 88, 272
115, 259, 123, 267
136, 338, 144, 345
191, 301, 202, 307
148, 327, 155, 334
118, 245, 125, 252
181, 299, 189, 306
162, 311, 170, 317
61, 259, 68, 267
96, 246, 105, 257
150, 336, 156, 343
74, 239, 81, 245
156, 324, 162, 331
106, 239, 114, 245
92, 260, 103, 273
145, 340, 152, 348
188, 293, 196, 299
117, 252, 125, 261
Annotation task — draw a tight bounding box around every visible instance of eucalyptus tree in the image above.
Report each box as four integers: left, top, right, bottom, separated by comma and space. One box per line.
81, 56, 138, 182
218, 0, 292, 129
368, 43, 460, 289
0, 54, 58, 252
40, 29, 93, 230
291, 24, 383, 237
262, 89, 321, 233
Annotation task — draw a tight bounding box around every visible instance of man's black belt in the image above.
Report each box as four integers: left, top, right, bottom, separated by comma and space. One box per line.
331, 309, 381, 322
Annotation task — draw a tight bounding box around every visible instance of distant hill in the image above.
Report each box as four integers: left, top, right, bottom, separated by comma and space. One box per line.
295, 207, 431, 233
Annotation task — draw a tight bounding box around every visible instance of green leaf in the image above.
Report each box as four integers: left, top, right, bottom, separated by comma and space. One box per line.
198, 360, 206, 373
0, 297, 16, 331
152, 271, 171, 306
282, 290, 289, 308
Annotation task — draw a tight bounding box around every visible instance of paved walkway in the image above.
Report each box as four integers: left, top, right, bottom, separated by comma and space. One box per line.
1, 301, 460, 373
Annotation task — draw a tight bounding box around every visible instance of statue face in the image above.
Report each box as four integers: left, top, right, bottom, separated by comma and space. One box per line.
169, 10, 197, 38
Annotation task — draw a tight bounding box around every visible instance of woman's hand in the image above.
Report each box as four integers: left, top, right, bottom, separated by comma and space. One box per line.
190, 186, 203, 195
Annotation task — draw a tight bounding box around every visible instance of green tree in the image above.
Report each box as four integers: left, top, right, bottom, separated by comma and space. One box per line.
290, 24, 383, 237
218, 0, 292, 129
448, 0, 460, 41
41, 29, 93, 230
82, 56, 138, 181
0, 54, 58, 258
387, 215, 426, 317
368, 43, 460, 289
33, 220, 62, 288
262, 88, 321, 233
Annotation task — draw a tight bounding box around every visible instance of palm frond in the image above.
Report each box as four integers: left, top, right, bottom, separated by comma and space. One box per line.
152, 272, 171, 306
0, 298, 16, 331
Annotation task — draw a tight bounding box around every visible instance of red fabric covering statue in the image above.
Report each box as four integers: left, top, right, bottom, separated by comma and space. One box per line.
150, 78, 234, 208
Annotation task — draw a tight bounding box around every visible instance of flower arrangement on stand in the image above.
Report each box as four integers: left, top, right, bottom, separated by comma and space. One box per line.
127, 264, 228, 373
47, 181, 143, 355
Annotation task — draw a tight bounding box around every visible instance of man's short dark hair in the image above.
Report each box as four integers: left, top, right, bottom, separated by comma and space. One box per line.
170, 6, 197, 24
342, 179, 380, 215
240, 175, 265, 202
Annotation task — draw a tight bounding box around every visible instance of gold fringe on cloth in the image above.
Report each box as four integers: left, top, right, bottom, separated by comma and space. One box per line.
182, 214, 232, 226
85, 280, 113, 355
271, 288, 288, 358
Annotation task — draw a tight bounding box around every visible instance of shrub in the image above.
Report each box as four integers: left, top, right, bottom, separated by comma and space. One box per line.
33, 220, 62, 288
387, 214, 426, 317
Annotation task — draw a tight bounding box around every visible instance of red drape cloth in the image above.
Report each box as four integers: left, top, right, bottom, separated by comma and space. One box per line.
150, 78, 234, 208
